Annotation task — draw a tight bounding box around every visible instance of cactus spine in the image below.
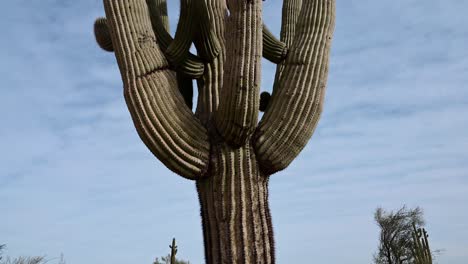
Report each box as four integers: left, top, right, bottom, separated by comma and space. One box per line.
94, 0, 335, 263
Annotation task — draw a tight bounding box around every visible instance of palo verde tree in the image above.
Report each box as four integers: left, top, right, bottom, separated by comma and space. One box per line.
94, 0, 335, 263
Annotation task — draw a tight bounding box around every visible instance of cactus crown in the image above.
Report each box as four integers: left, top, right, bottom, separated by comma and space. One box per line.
94, 0, 289, 112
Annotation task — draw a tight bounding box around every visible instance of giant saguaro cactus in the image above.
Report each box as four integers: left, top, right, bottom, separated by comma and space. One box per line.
94, 0, 335, 263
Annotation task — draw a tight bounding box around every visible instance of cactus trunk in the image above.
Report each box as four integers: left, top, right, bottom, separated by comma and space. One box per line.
94, 0, 335, 262
197, 142, 274, 264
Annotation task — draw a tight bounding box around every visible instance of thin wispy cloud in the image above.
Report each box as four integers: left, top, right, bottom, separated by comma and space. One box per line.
1, 1, 467, 263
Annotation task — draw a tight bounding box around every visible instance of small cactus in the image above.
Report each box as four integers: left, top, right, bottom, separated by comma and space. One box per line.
411, 223, 433, 264
169, 238, 177, 264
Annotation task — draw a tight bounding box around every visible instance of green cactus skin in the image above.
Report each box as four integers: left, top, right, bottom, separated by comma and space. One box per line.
95, 0, 335, 263
192, 0, 221, 61
164, 0, 197, 66
262, 25, 288, 64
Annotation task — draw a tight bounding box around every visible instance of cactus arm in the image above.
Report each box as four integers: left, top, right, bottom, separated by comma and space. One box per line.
280, 0, 303, 47
165, 0, 196, 65
273, 0, 303, 84
150, 0, 169, 32
214, 0, 262, 147
103, 0, 210, 179
423, 229, 433, 263
169, 238, 177, 264
94, 17, 114, 52
146, 0, 205, 78
412, 224, 433, 264
262, 24, 288, 64
146, 0, 172, 49
254, 0, 335, 174
193, 0, 227, 125
192, 0, 221, 61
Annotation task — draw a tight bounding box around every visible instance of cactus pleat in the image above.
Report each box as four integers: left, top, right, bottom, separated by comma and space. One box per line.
280, 0, 303, 47
194, 0, 227, 125
96, 0, 335, 262
197, 141, 274, 264
103, 0, 210, 179
262, 25, 288, 64
214, 0, 263, 147
147, 0, 205, 78
254, 0, 335, 174
192, 0, 221, 61
273, 0, 303, 83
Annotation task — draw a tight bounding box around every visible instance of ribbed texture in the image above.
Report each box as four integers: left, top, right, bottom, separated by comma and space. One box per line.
193, 0, 221, 61
197, 141, 275, 264
254, 0, 336, 174
194, 0, 227, 125
273, 0, 303, 83
153, 0, 170, 31
262, 24, 287, 64
280, 0, 303, 47
103, 0, 210, 179
147, 0, 205, 78
165, 0, 196, 65
94, 17, 114, 52
214, 0, 263, 147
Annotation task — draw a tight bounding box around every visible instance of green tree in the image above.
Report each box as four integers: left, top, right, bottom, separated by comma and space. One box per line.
94, 0, 335, 262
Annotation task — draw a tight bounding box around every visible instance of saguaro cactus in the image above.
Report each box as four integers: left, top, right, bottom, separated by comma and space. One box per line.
94, 0, 335, 263
411, 224, 433, 264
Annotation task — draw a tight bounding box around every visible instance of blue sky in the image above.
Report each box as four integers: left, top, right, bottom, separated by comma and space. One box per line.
1, 0, 467, 263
